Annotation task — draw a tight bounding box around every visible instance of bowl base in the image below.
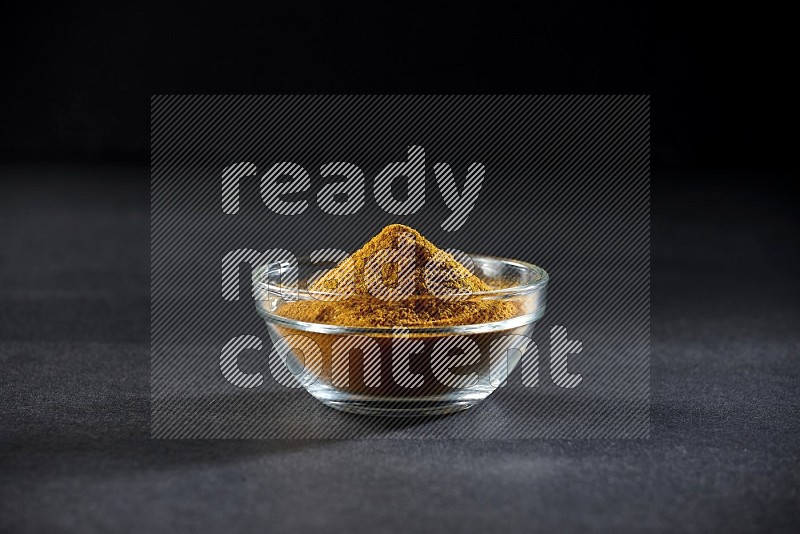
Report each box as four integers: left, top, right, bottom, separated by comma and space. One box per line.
319, 398, 481, 417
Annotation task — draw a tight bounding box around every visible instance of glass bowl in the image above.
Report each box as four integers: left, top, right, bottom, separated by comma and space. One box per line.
253, 255, 548, 416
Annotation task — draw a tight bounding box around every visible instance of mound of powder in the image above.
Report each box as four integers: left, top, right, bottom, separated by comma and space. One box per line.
277, 224, 516, 327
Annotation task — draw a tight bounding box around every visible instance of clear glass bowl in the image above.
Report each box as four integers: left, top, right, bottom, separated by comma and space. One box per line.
253, 255, 548, 416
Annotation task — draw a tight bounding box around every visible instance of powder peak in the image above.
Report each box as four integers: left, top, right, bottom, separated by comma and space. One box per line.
310, 224, 490, 296
279, 224, 515, 327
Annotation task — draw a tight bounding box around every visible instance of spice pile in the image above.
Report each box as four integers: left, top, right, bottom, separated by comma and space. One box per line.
278, 224, 516, 327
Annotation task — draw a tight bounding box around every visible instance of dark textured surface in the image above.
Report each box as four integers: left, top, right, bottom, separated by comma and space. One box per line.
1, 165, 798, 533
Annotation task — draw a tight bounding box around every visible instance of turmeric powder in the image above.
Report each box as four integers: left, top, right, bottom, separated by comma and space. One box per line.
278, 224, 516, 327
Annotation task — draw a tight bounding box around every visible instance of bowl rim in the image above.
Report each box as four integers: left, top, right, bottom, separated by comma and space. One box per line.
252, 254, 548, 335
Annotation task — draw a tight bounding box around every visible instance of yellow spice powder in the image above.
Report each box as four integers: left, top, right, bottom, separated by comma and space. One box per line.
278, 224, 516, 327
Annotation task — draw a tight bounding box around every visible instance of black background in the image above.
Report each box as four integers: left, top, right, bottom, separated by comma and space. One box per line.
1, 2, 798, 533
0, 2, 794, 173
